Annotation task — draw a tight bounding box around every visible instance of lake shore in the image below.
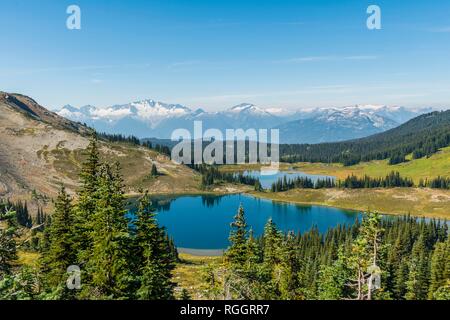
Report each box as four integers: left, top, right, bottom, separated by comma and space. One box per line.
177, 248, 224, 256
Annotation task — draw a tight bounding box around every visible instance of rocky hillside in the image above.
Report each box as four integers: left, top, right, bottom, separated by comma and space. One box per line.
0, 92, 204, 206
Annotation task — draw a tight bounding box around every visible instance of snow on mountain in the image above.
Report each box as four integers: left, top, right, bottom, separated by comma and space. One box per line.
57, 105, 87, 121
56, 100, 435, 143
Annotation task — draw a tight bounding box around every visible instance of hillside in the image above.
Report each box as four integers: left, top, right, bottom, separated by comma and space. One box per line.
280, 110, 450, 165
0, 92, 207, 205
290, 146, 450, 184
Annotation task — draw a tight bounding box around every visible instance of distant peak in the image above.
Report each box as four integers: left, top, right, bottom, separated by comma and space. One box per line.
228, 103, 255, 111
61, 104, 79, 111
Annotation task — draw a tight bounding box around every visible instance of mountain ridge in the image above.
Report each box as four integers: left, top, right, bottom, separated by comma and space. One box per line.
279, 109, 450, 165
57, 99, 436, 143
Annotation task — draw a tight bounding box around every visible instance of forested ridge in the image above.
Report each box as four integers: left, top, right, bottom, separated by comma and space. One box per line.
279, 110, 450, 165
97, 131, 171, 156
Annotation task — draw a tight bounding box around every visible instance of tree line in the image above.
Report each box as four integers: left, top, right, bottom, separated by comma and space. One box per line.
203, 207, 449, 300
270, 171, 414, 192
190, 164, 261, 190
270, 176, 335, 192
419, 176, 450, 190
98, 131, 171, 156
0, 200, 33, 229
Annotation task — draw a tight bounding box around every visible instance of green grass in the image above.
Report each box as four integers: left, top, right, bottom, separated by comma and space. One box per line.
250, 187, 450, 219
173, 253, 223, 300
219, 147, 450, 185
291, 146, 450, 184
16, 251, 41, 267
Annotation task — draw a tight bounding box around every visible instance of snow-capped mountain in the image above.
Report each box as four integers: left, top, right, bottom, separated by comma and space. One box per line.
275, 106, 399, 143
57, 100, 435, 143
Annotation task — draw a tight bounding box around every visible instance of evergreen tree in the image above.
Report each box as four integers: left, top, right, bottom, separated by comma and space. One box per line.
263, 219, 282, 269
405, 235, 430, 300
428, 238, 449, 299
74, 133, 101, 264
0, 206, 18, 276
134, 191, 174, 300
279, 232, 301, 299
40, 186, 77, 298
150, 164, 158, 177
226, 205, 248, 267
394, 258, 409, 299
82, 163, 131, 299
246, 228, 262, 268
317, 248, 351, 300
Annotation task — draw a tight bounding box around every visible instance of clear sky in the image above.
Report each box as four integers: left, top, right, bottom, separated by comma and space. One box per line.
1, 0, 450, 111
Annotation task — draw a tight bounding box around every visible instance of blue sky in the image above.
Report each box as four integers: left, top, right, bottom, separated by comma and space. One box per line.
1, 0, 450, 111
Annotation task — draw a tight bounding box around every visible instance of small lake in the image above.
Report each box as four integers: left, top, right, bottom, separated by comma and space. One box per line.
240, 170, 335, 189
149, 194, 360, 250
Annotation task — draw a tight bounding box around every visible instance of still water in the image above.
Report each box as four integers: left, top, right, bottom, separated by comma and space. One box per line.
240, 170, 334, 189
149, 194, 360, 250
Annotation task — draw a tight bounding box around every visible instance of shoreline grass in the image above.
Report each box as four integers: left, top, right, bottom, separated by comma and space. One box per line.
248, 188, 450, 220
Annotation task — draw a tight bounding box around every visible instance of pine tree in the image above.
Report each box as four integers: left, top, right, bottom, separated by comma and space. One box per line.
226, 205, 248, 267
318, 248, 351, 300
74, 133, 101, 264
405, 236, 430, 300
279, 232, 301, 299
428, 238, 449, 299
40, 186, 77, 298
82, 163, 131, 299
263, 219, 282, 269
0, 206, 18, 276
78, 132, 100, 218
151, 164, 158, 177
394, 258, 409, 299
134, 191, 174, 300
246, 228, 262, 268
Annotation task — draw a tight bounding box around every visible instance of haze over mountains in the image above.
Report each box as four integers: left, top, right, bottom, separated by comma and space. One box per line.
57, 100, 436, 143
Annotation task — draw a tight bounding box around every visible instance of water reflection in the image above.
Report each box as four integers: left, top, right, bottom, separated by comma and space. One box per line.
143, 194, 361, 249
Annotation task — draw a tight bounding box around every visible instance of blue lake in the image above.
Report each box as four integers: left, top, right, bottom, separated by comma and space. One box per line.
240, 170, 335, 189
150, 194, 360, 250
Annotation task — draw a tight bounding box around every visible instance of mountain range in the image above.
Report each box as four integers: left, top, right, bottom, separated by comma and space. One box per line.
57, 100, 436, 144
